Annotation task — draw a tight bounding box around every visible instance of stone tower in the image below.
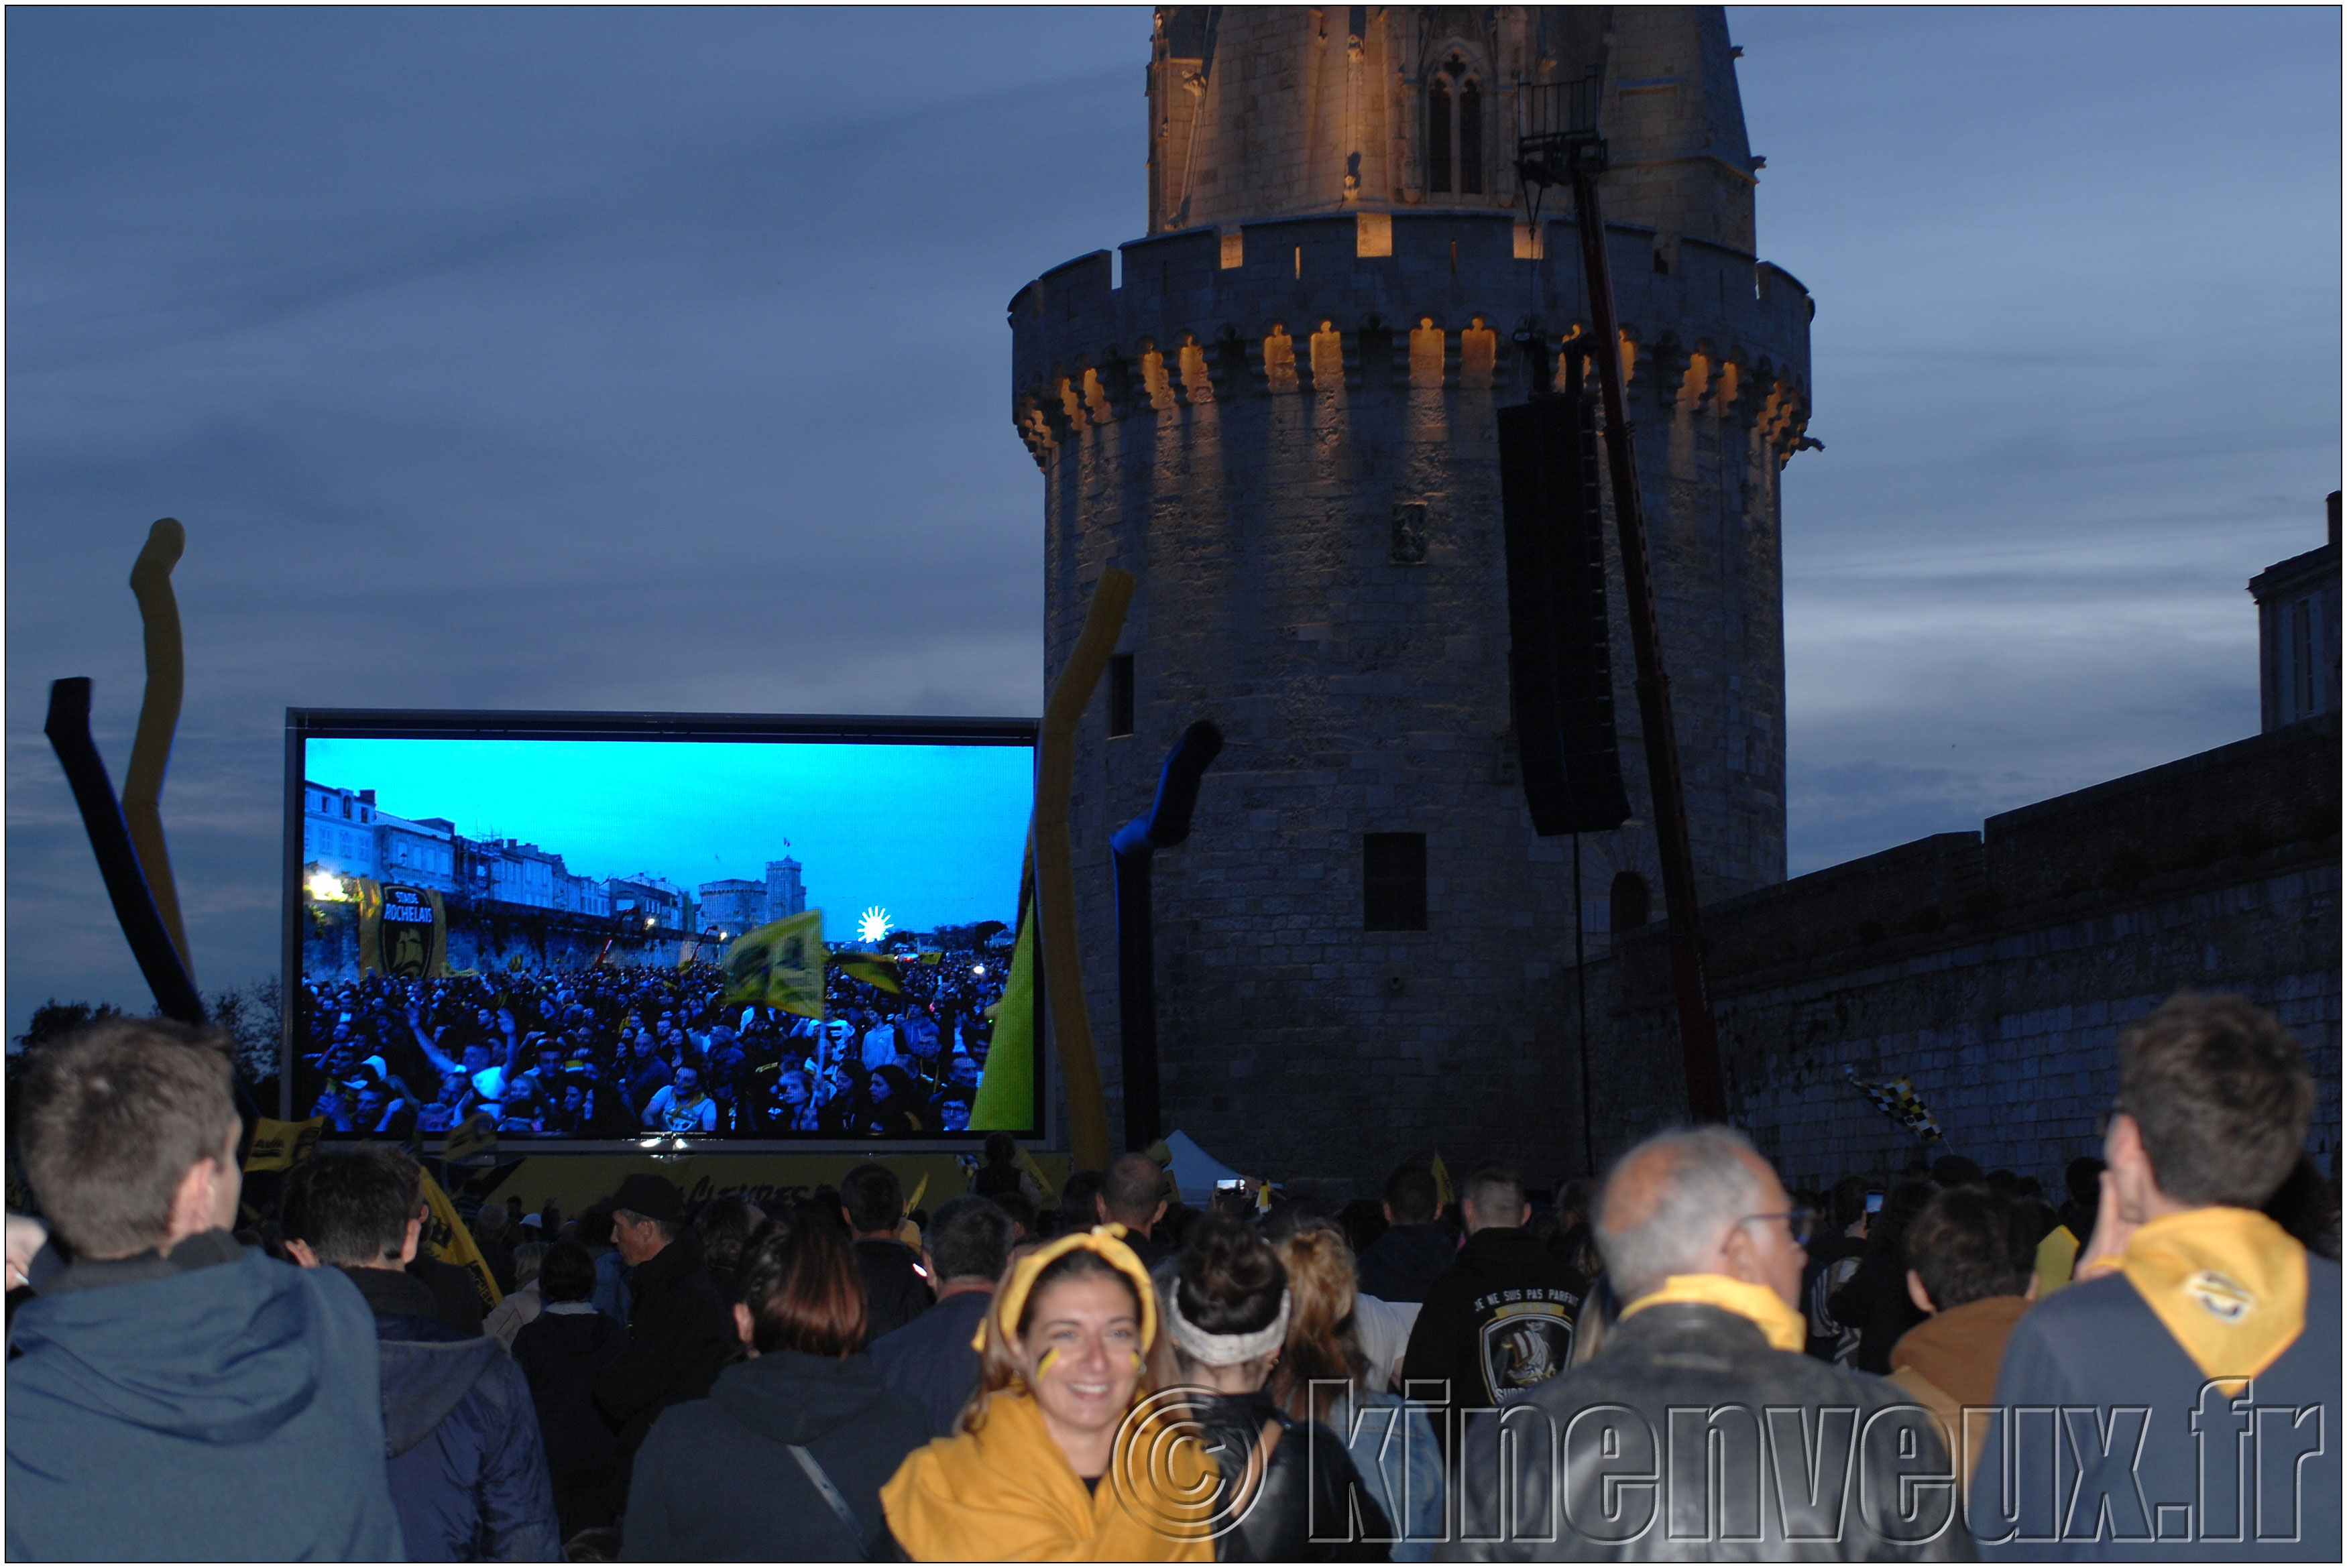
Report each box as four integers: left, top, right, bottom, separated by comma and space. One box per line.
1011, 6, 1814, 1185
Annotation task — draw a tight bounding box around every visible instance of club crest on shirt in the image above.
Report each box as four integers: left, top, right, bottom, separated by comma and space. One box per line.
1479, 1299, 1576, 1403
2184, 1268, 2255, 1323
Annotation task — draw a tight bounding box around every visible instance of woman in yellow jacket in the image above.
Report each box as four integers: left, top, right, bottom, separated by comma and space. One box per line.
882, 1227, 1216, 1561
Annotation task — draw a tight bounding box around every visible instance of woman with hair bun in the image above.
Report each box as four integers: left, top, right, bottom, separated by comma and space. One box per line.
1270, 1219, 1442, 1561
881, 1227, 1214, 1561
1163, 1215, 1392, 1561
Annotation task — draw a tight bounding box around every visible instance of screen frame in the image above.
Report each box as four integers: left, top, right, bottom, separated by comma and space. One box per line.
282, 707, 1047, 1152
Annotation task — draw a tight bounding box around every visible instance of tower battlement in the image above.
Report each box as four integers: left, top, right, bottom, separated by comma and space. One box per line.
1010, 211, 1811, 471
1022, 7, 1809, 1185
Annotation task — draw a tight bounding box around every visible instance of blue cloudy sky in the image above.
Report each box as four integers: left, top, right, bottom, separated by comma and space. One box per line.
304, 735, 1033, 934
7, 7, 2339, 1032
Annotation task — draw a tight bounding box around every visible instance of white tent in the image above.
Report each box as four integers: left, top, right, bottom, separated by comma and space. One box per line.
1161, 1128, 1243, 1207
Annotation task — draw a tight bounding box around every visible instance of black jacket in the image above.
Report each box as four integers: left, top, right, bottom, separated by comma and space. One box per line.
1799, 1231, 1868, 1361
1401, 1227, 1584, 1436
852, 1237, 933, 1342
513, 1306, 628, 1537
341, 1266, 563, 1562
408, 1254, 488, 1336
593, 1233, 740, 1463
1443, 1301, 1968, 1561
620, 1351, 931, 1561
1829, 1247, 1925, 1375
1192, 1389, 1392, 1562
1357, 1221, 1456, 1305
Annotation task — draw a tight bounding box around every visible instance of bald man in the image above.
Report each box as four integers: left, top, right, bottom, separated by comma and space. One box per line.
1444, 1128, 1965, 1561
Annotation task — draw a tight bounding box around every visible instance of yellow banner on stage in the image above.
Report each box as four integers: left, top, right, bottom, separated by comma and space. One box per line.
418, 1166, 502, 1311
243, 1116, 324, 1173
472, 1150, 1074, 1226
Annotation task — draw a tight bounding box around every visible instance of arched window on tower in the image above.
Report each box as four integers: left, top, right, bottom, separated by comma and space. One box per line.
1426, 78, 1452, 194
1458, 78, 1483, 193
1426, 56, 1483, 197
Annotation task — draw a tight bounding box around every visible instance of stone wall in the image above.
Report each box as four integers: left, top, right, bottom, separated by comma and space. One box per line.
1586, 717, 2342, 1193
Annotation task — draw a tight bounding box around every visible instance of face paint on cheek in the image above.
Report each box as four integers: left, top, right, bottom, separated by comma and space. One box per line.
1037, 1347, 1062, 1380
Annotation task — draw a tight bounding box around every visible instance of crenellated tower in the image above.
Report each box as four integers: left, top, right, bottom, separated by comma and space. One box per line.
1013, 6, 1813, 1183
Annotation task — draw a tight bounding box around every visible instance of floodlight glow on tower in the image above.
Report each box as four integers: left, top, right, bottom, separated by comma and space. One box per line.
856, 907, 892, 943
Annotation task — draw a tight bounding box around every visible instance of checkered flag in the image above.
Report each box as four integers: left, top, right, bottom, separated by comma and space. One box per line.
1845, 1065, 1944, 1143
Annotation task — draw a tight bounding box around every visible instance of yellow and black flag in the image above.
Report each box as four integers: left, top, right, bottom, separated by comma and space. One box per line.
833, 952, 905, 996
243, 1116, 325, 1173
1845, 1066, 1945, 1143
723, 909, 826, 1020
418, 1167, 502, 1311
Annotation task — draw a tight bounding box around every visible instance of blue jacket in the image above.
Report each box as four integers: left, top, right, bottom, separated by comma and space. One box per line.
343, 1266, 564, 1561
7, 1231, 404, 1561
1976, 1248, 2340, 1560
867, 1288, 991, 1436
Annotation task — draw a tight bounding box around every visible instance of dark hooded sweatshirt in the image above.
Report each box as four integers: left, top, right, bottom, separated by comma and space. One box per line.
343, 1264, 563, 1561
513, 1305, 628, 1537
620, 1349, 933, 1561
6, 1231, 404, 1561
1399, 1225, 1585, 1454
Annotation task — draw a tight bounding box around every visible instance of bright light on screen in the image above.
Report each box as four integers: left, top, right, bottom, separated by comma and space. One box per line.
290, 732, 1034, 1142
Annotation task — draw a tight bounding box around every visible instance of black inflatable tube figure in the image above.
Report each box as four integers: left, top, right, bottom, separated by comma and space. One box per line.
1110, 719, 1224, 1151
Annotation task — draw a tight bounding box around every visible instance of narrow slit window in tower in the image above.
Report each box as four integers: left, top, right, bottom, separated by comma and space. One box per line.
1364, 833, 1428, 930
1458, 80, 1483, 193
1426, 80, 1452, 193
1610, 871, 1651, 932
1108, 653, 1135, 737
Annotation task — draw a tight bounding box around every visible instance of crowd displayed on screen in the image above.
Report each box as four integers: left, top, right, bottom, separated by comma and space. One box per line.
294, 947, 1010, 1139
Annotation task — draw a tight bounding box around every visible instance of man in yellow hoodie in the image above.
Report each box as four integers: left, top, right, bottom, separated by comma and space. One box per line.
1973, 993, 2340, 1560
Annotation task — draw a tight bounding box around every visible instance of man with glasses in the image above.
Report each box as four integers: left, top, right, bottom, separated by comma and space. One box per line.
1449, 1126, 1965, 1559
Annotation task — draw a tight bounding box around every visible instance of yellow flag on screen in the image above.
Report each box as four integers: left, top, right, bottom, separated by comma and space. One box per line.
724, 910, 826, 1019
969, 914, 1037, 1132
834, 953, 905, 994
242, 1117, 324, 1173
443, 1111, 499, 1162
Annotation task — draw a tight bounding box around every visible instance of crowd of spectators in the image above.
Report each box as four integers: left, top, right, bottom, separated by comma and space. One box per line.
4, 990, 2339, 1560
292, 941, 1009, 1142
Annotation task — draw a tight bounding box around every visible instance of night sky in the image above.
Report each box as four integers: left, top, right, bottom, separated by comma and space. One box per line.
8, 7, 2339, 1033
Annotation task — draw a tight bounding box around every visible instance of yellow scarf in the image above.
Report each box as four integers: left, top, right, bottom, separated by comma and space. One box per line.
1621, 1273, 1808, 1352
880, 1388, 1214, 1562
973, 1225, 1160, 1354
2108, 1207, 2307, 1381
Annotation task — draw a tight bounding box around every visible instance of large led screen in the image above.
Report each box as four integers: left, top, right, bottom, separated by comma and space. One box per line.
284, 712, 1039, 1146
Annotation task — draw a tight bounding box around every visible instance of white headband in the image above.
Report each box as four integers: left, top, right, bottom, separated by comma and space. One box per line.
1164, 1286, 1292, 1366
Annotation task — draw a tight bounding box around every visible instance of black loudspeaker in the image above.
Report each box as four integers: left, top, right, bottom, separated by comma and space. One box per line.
1497, 393, 1632, 835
